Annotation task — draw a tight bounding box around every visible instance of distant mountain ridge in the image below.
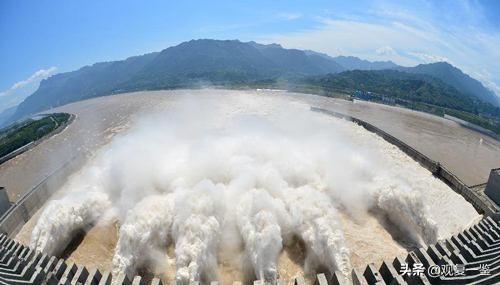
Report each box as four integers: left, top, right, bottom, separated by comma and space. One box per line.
12, 39, 345, 122
333, 55, 399, 71
7, 39, 500, 124
396, 62, 499, 106
303, 70, 499, 118
301, 69, 500, 134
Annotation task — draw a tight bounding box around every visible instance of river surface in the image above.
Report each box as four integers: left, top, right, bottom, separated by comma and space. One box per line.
286, 92, 500, 186
3, 89, 497, 283
2, 89, 498, 203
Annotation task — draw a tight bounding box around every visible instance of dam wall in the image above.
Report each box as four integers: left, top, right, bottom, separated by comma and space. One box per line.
0, 114, 75, 166
0, 156, 83, 237
0, 142, 35, 165
311, 107, 497, 215
444, 114, 500, 141
0, 114, 77, 237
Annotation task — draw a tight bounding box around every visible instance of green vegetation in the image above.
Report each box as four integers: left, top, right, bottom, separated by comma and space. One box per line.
226, 72, 500, 134
0, 113, 70, 158
300, 70, 500, 117
292, 70, 500, 134
444, 109, 500, 134
383, 101, 500, 134
8, 40, 500, 135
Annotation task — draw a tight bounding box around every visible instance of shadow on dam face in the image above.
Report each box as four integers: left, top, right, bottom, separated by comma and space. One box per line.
370, 210, 421, 252
46, 214, 424, 284
59, 229, 86, 260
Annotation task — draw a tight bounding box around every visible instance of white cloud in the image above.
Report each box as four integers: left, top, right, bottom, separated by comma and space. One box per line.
483, 81, 500, 98
470, 69, 500, 99
0, 67, 58, 112
376, 46, 397, 56
258, 18, 426, 66
259, 5, 500, 97
1, 67, 57, 97
407, 52, 449, 64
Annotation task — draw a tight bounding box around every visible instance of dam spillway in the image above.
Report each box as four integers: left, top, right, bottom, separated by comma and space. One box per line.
0, 89, 499, 284
3, 216, 500, 284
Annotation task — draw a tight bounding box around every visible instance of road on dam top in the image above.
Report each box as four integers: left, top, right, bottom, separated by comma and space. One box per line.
0, 89, 499, 202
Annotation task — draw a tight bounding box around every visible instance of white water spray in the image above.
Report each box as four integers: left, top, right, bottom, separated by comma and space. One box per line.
172, 180, 224, 284
284, 186, 351, 277
29, 90, 480, 283
236, 189, 289, 282
112, 194, 175, 279
30, 191, 110, 256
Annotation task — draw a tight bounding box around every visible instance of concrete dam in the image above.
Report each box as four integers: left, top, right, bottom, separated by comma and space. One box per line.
0, 89, 500, 284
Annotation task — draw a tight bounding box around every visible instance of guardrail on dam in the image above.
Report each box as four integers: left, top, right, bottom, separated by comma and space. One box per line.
0, 114, 79, 237
0, 114, 76, 166
311, 107, 498, 216
0, 156, 83, 237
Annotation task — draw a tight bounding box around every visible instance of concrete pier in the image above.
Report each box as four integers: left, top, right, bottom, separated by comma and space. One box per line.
2, 215, 500, 284
485, 169, 500, 205
0, 187, 10, 219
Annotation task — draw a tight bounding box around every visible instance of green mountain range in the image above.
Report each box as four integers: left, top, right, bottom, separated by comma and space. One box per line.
7, 39, 500, 133
300, 70, 500, 119
396, 62, 499, 106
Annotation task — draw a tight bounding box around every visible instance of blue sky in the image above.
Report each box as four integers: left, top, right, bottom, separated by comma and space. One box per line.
1, 0, 499, 111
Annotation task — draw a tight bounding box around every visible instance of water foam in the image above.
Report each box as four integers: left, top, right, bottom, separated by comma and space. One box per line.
30, 191, 110, 256
112, 194, 175, 279
30, 91, 480, 282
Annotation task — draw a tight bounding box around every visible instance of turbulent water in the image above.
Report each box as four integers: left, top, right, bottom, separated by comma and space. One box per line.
30, 91, 480, 283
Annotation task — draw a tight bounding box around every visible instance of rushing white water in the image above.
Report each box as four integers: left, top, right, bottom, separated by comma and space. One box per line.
30, 91, 480, 282
30, 191, 111, 256
236, 189, 289, 282
172, 180, 224, 284
375, 186, 439, 246
112, 194, 175, 279
284, 186, 351, 277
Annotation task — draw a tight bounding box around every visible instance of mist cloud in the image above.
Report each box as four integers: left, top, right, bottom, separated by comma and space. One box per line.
30, 91, 480, 283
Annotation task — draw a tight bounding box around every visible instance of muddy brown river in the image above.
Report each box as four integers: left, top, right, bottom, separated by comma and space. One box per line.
2, 89, 497, 204
2, 89, 498, 284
